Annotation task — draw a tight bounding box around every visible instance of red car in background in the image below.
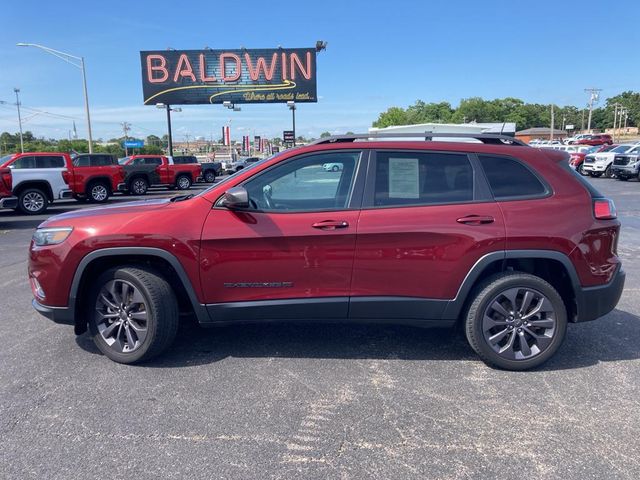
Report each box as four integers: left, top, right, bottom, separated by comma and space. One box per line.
574, 134, 613, 146
569, 144, 617, 175
120, 155, 203, 194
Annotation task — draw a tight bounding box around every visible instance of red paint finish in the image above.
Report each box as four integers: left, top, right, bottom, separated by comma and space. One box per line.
199, 208, 359, 303
124, 155, 202, 186
351, 202, 505, 299
0, 168, 12, 196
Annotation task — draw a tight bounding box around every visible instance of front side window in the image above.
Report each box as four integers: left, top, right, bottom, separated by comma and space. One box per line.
478, 155, 548, 199
242, 152, 361, 212
73, 156, 90, 167
372, 151, 474, 207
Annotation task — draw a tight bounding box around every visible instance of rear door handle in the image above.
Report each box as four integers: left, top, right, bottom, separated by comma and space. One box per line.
456, 215, 495, 225
312, 220, 350, 230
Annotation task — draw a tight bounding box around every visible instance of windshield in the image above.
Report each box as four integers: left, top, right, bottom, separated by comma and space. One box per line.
118, 157, 130, 165
0, 154, 15, 167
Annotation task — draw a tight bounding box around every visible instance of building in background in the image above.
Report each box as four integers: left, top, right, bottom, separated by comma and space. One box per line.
515, 128, 567, 143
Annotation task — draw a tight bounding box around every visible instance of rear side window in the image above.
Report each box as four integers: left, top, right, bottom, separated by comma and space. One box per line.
73, 156, 90, 167
478, 155, 548, 199
35, 156, 65, 168
93, 155, 116, 166
11, 156, 36, 169
144, 158, 162, 166
372, 151, 474, 207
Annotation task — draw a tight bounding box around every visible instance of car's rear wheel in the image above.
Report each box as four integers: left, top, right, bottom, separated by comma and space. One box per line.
464, 272, 567, 371
88, 181, 110, 203
176, 174, 192, 190
204, 170, 216, 183
130, 177, 148, 195
87, 266, 179, 364
17, 188, 48, 215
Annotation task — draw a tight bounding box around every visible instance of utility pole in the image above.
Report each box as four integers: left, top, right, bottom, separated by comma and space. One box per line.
121, 122, 131, 156
584, 88, 601, 132
14, 88, 24, 153
550, 104, 555, 142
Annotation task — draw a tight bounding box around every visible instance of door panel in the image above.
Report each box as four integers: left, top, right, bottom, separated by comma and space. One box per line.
199, 150, 366, 316
200, 209, 360, 305
351, 149, 505, 307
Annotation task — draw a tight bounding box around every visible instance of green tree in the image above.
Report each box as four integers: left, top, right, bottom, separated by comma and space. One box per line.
320, 131, 332, 138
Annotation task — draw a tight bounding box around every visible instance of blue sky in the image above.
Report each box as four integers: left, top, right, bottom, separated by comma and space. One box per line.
0, 0, 638, 141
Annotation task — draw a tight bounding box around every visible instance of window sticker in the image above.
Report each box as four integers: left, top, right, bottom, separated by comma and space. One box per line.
388, 157, 419, 198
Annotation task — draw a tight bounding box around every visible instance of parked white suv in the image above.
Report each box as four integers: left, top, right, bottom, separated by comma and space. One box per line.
0, 153, 72, 214
582, 144, 640, 178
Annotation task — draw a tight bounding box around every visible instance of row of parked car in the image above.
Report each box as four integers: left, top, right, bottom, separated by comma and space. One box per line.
0, 152, 223, 215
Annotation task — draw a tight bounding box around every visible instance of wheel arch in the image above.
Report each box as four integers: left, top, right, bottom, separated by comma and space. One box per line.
85, 176, 113, 194
70, 247, 208, 334
13, 180, 54, 202
445, 250, 580, 323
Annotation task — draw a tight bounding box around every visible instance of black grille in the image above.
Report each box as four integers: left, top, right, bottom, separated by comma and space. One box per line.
583, 157, 595, 164
613, 156, 631, 166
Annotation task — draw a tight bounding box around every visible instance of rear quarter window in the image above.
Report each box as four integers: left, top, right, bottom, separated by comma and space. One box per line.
478, 155, 548, 200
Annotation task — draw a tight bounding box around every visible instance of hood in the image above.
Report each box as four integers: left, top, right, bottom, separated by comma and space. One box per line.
41, 198, 172, 226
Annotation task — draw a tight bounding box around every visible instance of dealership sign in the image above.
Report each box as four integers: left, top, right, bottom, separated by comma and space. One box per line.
140, 48, 317, 105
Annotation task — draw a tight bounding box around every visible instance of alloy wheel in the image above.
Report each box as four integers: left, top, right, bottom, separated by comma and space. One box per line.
482, 287, 557, 361
91, 184, 108, 201
94, 279, 148, 353
177, 176, 190, 189
23, 191, 45, 212
205, 171, 215, 182
132, 179, 147, 194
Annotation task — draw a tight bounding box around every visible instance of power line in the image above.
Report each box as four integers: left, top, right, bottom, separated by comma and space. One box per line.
584, 88, 602, 132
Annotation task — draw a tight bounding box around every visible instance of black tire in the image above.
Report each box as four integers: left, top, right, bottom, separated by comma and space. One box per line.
87, 266, 179, 364
129, 177, 148, 195
590, 172, 602, 177
87, 181, 110, 203
17, 187, 48, 215
618, 176, 628, 181
235, 166, 244, 173
577, 164, 585, 176
464, 272, 567, 371
604, 165, 614, 178
204, 170, 216, 183
331, 165, 339, 172
175, 174, 192, 190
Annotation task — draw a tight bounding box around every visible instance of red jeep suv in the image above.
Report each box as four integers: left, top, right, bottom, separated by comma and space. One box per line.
28, 134, 625, 370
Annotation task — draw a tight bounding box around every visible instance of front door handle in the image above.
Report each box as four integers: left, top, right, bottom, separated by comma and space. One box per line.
312, 220, 349, 230
456, 215, 495, 225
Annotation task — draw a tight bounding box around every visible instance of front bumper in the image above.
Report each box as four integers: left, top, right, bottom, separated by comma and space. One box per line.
32, 299, 73, 325
582, 163, 607, 172
0, 196, 18, 209
574, 265, 625, 322
612, 166, 639, 177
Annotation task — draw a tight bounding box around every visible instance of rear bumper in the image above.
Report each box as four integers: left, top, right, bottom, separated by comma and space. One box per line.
32, 299, 73, 325
575, 265, 625, 322
0, 196, 18, 209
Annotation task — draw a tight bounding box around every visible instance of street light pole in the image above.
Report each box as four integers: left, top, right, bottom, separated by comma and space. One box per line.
14, 88, 24, 153
17, 43, 94, 153
166, 104, 174, 157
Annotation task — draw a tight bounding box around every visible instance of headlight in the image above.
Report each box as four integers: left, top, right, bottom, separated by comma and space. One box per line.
32, 227, 73, 246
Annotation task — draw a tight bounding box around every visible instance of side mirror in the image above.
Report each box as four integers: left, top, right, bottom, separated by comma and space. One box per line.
220, 186, 249, 209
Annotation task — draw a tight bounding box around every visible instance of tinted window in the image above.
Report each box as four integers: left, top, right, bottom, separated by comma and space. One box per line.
243, 152, 360, 212
35, 156, 65, 168
11, 156, 36, 169
174, 156, 197, 164
144, 158, 162, 166
373, 151, 473, 206
73, 156, 90, 167
93, 155, 116, 166
478, 155, 547, 199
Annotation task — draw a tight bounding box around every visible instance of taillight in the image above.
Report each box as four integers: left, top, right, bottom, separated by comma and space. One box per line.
594, 198, 617, 220
1, 170, 11, 190
61, 170, 71, 184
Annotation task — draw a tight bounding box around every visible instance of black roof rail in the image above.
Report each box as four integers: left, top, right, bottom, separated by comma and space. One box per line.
309, 132, 528, 147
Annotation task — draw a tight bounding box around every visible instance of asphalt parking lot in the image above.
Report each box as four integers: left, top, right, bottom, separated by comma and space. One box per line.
1, 177, 639, 479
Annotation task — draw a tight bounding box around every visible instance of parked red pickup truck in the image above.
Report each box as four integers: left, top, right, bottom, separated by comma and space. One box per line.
0, 167, 18, 210
575, 134, 613, 146
0, 152, 126, 214
119, 155, 202, 194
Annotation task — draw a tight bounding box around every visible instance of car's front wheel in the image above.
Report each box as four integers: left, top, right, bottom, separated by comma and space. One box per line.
464, 272, 567, 371
604, 165, 614, 178
87, 266, 179, 364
